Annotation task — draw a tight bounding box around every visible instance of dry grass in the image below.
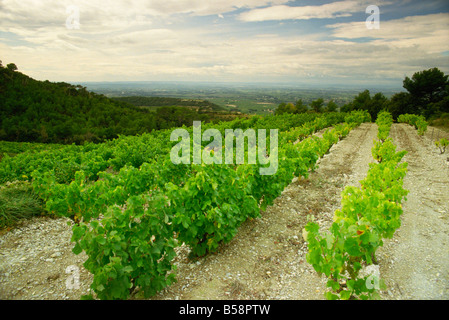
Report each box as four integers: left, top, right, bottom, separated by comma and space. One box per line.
0, 181, 45, 229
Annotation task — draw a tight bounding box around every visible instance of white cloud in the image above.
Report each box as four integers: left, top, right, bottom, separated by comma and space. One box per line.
327, 13, 449, 53
143, 0, 288, 16
0, 1, 447, 85
237, 0, 399, 22
238, 1, 360, 22
0, 0, 289, 31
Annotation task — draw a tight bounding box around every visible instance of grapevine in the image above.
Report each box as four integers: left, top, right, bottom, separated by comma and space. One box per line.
304, 111, 409, 300
435, 138, 448, 154
1, 110, 371, 299
398, 114, 428, 136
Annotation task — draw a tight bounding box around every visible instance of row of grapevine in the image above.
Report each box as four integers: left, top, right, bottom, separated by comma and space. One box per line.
397, 114, 428, 136
0, 131, 173, 184
304, 111, 409, 300
398, 113, 449, 154
0, 112, 342, 185
0, 110, 371, 299
29, 112, 356, 223
63, 111, 370, 299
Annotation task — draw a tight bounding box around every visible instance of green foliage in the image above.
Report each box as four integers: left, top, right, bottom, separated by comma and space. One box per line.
71, 192, 178, 300
6, 111, 368, 299
341, 90, 388, 121
170, 163, 260, 257
429, 112, 449, 129
275, 98, 343, 115
387, 92, 414, 120
305, 111, 408, 300
376, 111, 394, 141
398, 114, 428, 136
399, 68, 449, 118
372, 138, 407, 164
416, 118, 428, 136
403, 68, 449, 106
344, 110, 372, 126
0, 140, 63, 161
310, 98, 324, 113
0, 63, 239, 145
435, 138, 449, 154
274, 102, 297, 115
340, 68, 449, 120
326, 100, 338, 113
6, 63, 17, 72
296, 99, 308, 114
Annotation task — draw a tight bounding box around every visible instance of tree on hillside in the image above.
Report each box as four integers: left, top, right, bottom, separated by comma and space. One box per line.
326, 99, 338, 112
275, 102, 296, 115
0, 62, 221, 144
295, 99, 308, 113
310, 98, 324, 113
339, 90, 387, 120
403, 68, 448, 105
366, 92, 388, 120
428, 94, 449, 115
403, 67, 449, 117
353, 90, 371, 110
274, 102, 286, 115
6, 63, 18, 72
340, 90, 370, 113
387, 92, 414, 120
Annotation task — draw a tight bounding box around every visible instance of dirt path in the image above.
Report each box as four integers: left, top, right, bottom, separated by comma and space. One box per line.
0, 122, 448, 300
377, 124, 449, 299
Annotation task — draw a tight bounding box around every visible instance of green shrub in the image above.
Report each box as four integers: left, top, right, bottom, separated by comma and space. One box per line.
398, 114, 428, 136
435, 138, 449, 154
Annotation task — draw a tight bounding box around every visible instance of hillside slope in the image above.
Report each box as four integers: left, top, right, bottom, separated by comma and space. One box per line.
0, 63, 234, 144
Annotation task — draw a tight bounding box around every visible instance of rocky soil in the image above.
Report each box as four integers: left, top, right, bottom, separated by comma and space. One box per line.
377, 124, 449, 299
0, 123, 448, 300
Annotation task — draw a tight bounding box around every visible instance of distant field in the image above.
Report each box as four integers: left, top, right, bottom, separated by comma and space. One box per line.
84, 81, 398, 116
112, 96, 227, 112
208, 98, 277, 115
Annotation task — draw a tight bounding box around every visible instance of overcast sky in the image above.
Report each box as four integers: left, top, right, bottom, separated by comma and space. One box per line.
1, 0, 448, 88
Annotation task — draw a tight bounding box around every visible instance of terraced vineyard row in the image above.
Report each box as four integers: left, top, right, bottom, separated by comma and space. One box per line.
0, 110, 371, 299
305, 111, 409, 299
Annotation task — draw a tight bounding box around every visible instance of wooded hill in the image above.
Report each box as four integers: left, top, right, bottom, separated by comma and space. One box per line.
0, 61, 242, 145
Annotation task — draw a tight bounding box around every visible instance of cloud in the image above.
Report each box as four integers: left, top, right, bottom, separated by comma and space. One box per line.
238, 1, 361, 22
0, 0, 290, 49
143, 0, 288, 16
237, 0, 400, 22
0, 0, 156, 33
0, 0, 290, 30
327, 13, 449, 53
0, 0, 447, 85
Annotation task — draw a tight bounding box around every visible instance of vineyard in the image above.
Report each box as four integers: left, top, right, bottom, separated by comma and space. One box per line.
0, 111, 448, 300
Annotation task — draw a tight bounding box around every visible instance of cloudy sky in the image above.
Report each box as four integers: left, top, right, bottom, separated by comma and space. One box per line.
1, 0, 448, 87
